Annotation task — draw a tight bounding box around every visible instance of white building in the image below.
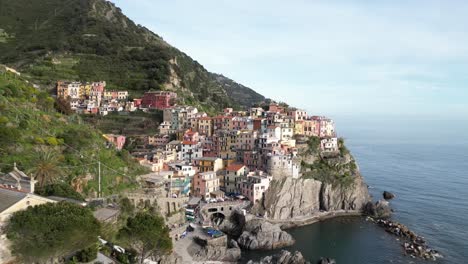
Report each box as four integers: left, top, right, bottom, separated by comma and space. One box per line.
321, 137, 339, 152
238, 173, 272, 204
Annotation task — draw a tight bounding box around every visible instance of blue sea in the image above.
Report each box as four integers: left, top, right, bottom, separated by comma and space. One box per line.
243, 117, 468, 263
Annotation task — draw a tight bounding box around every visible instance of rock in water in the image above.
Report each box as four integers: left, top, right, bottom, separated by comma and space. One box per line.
238, 219, 295, 250
363, 200, 392, 219
247, 250, 307, 264
383, 191, 395, 200
319, 257, 337, 264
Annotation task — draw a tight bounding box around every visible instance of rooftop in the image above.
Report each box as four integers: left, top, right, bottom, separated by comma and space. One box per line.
0, 187, 28, 213
226, 163, 245, 172
93, 207, 120, 222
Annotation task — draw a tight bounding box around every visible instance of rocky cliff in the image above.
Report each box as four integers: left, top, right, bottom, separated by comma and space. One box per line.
237, 219, 295, 250
247, 250, 308, 264
253, 138, 371, 221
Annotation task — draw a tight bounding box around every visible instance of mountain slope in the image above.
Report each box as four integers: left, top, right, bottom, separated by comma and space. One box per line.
0, 69, 148, 196
0, 0, 265, 112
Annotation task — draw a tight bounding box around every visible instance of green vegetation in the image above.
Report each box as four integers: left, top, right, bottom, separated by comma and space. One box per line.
305, 136, 321, 155
82, 110, 163, 135
0, 72, 149, 196
118, 213, 172, 264
0, 0, 264, 111
301, 137, 356, 188
35, 183, 85, 201
5, 202, 100, 263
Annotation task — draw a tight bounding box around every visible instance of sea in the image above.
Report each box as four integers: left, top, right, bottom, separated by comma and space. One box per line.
242, 116, 468, 264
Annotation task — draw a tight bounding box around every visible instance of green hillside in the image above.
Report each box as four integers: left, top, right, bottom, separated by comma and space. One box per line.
0, 0, 265, 112
0, 70, 148, 196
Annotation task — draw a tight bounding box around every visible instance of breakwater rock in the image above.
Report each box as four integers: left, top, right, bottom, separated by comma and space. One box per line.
247, 250, 309, 264
238, 219, 295, 250
363, 199, 393, 219
369, 218, 442, 260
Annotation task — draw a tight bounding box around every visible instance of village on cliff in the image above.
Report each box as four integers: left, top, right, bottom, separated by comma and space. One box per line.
0, 78, 341, 263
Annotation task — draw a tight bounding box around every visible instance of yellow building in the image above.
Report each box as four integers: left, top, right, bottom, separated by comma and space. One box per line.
197, 117, 213, 137
294, 120, 305, 135
194, 157, 224, 173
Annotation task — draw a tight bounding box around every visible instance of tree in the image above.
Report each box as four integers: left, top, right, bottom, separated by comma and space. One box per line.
54, 97, 73, 115
5, 202, 101, 263
35, 182, 84, 201
29, 148, 64, 187
118, 213, 172, 263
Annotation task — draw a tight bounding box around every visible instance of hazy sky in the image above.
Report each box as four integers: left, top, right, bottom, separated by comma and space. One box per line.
114, 0, 468, 118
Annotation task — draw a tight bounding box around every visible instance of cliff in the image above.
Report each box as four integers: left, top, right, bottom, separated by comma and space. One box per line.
253, 137, 371, 221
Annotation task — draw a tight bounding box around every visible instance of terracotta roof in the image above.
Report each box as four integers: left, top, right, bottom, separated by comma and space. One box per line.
198, 117, 212, 120
226, 163, 245, 172
182, 141, 197, 145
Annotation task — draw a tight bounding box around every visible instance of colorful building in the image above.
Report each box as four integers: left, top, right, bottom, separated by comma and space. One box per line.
192, 171, 220, 200
223, 164, 247, 193
141, 91, 177, 109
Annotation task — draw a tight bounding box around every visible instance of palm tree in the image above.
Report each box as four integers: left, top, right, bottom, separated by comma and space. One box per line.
29, 149, 64, 187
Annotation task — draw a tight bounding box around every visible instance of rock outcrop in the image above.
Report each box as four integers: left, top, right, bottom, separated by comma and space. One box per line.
318, 257, 337, 264
252, 145, 371, 221
237, 219, 295, 250
247, 250, 308, 264
363, 200, 392, 219
253, 175, 370, 221
320, 175, 370, 211
188, 235, 241, 262
383, 191, 395, 200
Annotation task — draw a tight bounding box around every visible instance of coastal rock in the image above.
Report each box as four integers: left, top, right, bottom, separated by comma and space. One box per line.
237, 219, 295, 250
219, 210, 246, 237
383, 191, 395, 200
247, 250, 308, 264
320, 175, 370, 212
318, 257, 336, 264
253, 174, 370, 221
254, 177, 322, 220
363, 200, 392, 219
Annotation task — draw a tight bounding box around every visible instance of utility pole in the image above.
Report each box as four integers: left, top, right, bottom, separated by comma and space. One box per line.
98, 161, 101, 198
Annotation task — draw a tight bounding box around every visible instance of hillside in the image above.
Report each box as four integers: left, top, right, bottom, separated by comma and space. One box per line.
0, 0, 265, 113
0, 69, 148, 196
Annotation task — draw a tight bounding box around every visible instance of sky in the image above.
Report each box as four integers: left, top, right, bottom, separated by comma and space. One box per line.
113, 0, 468, 119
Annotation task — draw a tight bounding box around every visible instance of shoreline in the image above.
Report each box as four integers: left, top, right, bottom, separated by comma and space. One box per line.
258, 210, 363, 230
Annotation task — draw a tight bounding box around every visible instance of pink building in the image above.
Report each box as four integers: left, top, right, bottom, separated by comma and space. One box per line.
238, 173, 272, 204
231, 117, 250, 131
183, 130, 200, 143
244, 151, 260, 171
103, 134, 126, 150
268, 103, 285, 113
141, 91, 177, 109
192, 171, 220, 200
133, 98, 142, 108
303, 119, 320, 137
